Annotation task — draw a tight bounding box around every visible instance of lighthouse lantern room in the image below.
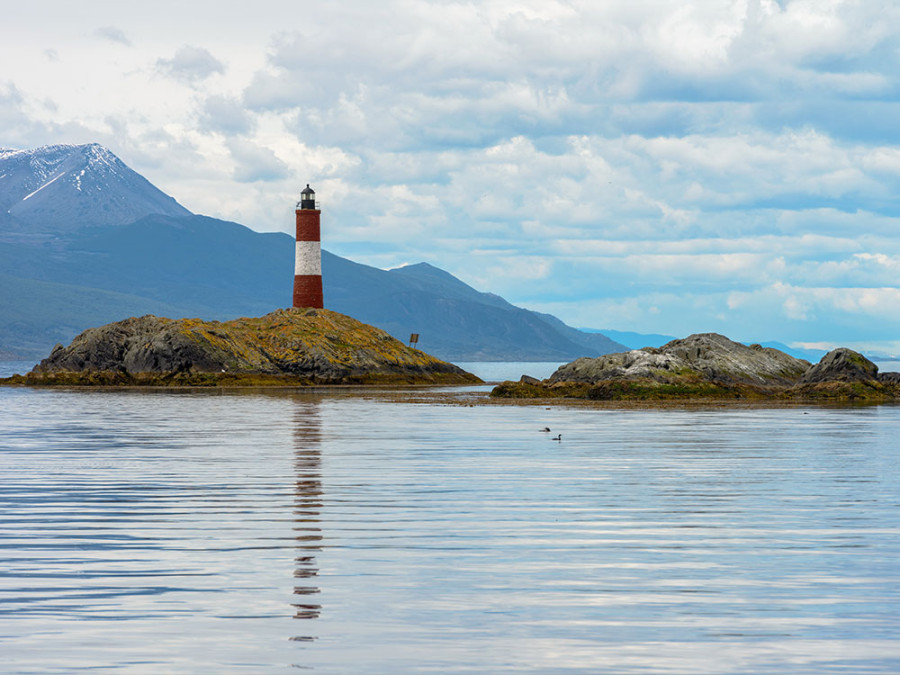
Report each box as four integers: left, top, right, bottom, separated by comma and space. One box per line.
293, 184, 324, 309
299, 184, 316, 210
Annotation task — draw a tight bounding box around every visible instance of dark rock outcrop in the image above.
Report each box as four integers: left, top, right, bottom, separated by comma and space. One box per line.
798, 348, 878, 384
492, 334, 900, 402
6, 308, 480, 386
791, 348, 895, 399
549, 333, 809, 388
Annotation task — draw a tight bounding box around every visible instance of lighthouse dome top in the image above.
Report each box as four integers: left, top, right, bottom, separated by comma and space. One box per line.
298, 184, 317, 210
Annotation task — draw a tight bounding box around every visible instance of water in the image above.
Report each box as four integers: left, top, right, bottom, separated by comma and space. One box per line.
455, 362, 565, 382
2, 385, 900, 673
0, 361, 37, 378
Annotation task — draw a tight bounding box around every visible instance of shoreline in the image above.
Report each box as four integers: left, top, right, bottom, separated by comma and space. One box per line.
3, 380, 898, 411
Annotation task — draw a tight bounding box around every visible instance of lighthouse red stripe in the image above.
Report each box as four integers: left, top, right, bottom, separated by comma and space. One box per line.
293, 275, 323, 308
296, 210, 320, 241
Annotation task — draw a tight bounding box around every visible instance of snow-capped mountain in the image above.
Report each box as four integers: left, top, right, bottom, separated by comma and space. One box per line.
0, 143, 191, 232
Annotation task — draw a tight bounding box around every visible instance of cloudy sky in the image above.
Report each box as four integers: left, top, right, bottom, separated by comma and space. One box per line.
3, 0, 899, 352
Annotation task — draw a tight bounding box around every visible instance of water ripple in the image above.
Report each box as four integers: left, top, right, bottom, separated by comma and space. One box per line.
1, 389, 900, 672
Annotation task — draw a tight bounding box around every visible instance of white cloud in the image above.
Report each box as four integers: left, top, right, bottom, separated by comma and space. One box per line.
0, 82, 38, 142
227, 138, 289, 183
95, 26, 132, 47
157, 46, 225, 82
199, 95, 255, 135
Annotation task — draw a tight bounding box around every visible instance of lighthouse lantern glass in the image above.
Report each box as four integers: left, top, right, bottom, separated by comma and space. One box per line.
299, 185, 316, 209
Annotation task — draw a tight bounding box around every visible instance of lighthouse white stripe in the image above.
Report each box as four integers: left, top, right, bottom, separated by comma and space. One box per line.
294, 240, 322, 276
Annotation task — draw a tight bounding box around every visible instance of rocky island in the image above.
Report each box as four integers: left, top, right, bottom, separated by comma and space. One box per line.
492, 333, 900, 402
1, 308, 480, 386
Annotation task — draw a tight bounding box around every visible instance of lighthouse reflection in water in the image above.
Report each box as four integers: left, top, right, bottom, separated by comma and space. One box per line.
291, 401, 322, 633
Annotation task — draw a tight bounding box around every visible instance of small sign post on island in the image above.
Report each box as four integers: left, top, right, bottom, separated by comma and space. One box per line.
409, 334, 419, 348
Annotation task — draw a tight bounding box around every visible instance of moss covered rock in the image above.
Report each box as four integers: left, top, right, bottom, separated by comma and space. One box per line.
10, 308, 480, 386
491, 335, 900, 402
548, 333, 809, 388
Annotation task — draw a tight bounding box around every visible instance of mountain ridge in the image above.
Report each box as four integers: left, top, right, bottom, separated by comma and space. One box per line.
0, 143, 627, 361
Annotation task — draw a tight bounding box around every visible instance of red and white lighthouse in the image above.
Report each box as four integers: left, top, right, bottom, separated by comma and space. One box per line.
293, 184, 324, 308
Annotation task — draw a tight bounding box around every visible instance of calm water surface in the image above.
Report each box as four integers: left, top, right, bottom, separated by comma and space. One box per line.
1, 383, 900, 673
455, 362, 565, 382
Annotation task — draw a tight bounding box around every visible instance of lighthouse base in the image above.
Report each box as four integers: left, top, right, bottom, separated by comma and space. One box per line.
293, 275, 323, 308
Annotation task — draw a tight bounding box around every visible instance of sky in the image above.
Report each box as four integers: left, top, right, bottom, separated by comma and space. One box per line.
2, 0, 900, 354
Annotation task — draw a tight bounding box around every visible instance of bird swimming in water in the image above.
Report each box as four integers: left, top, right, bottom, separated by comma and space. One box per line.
540, 427, 551, 432
552, 434, 562, 441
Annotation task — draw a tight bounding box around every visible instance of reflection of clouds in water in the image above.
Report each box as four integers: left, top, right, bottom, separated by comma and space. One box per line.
292, 399, 322, 635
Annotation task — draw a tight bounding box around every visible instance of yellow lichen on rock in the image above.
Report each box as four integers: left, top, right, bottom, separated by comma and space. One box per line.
13, 307, 480, 386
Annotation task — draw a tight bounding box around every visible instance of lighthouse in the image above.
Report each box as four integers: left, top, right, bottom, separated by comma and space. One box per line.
293, 184, 324, 308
